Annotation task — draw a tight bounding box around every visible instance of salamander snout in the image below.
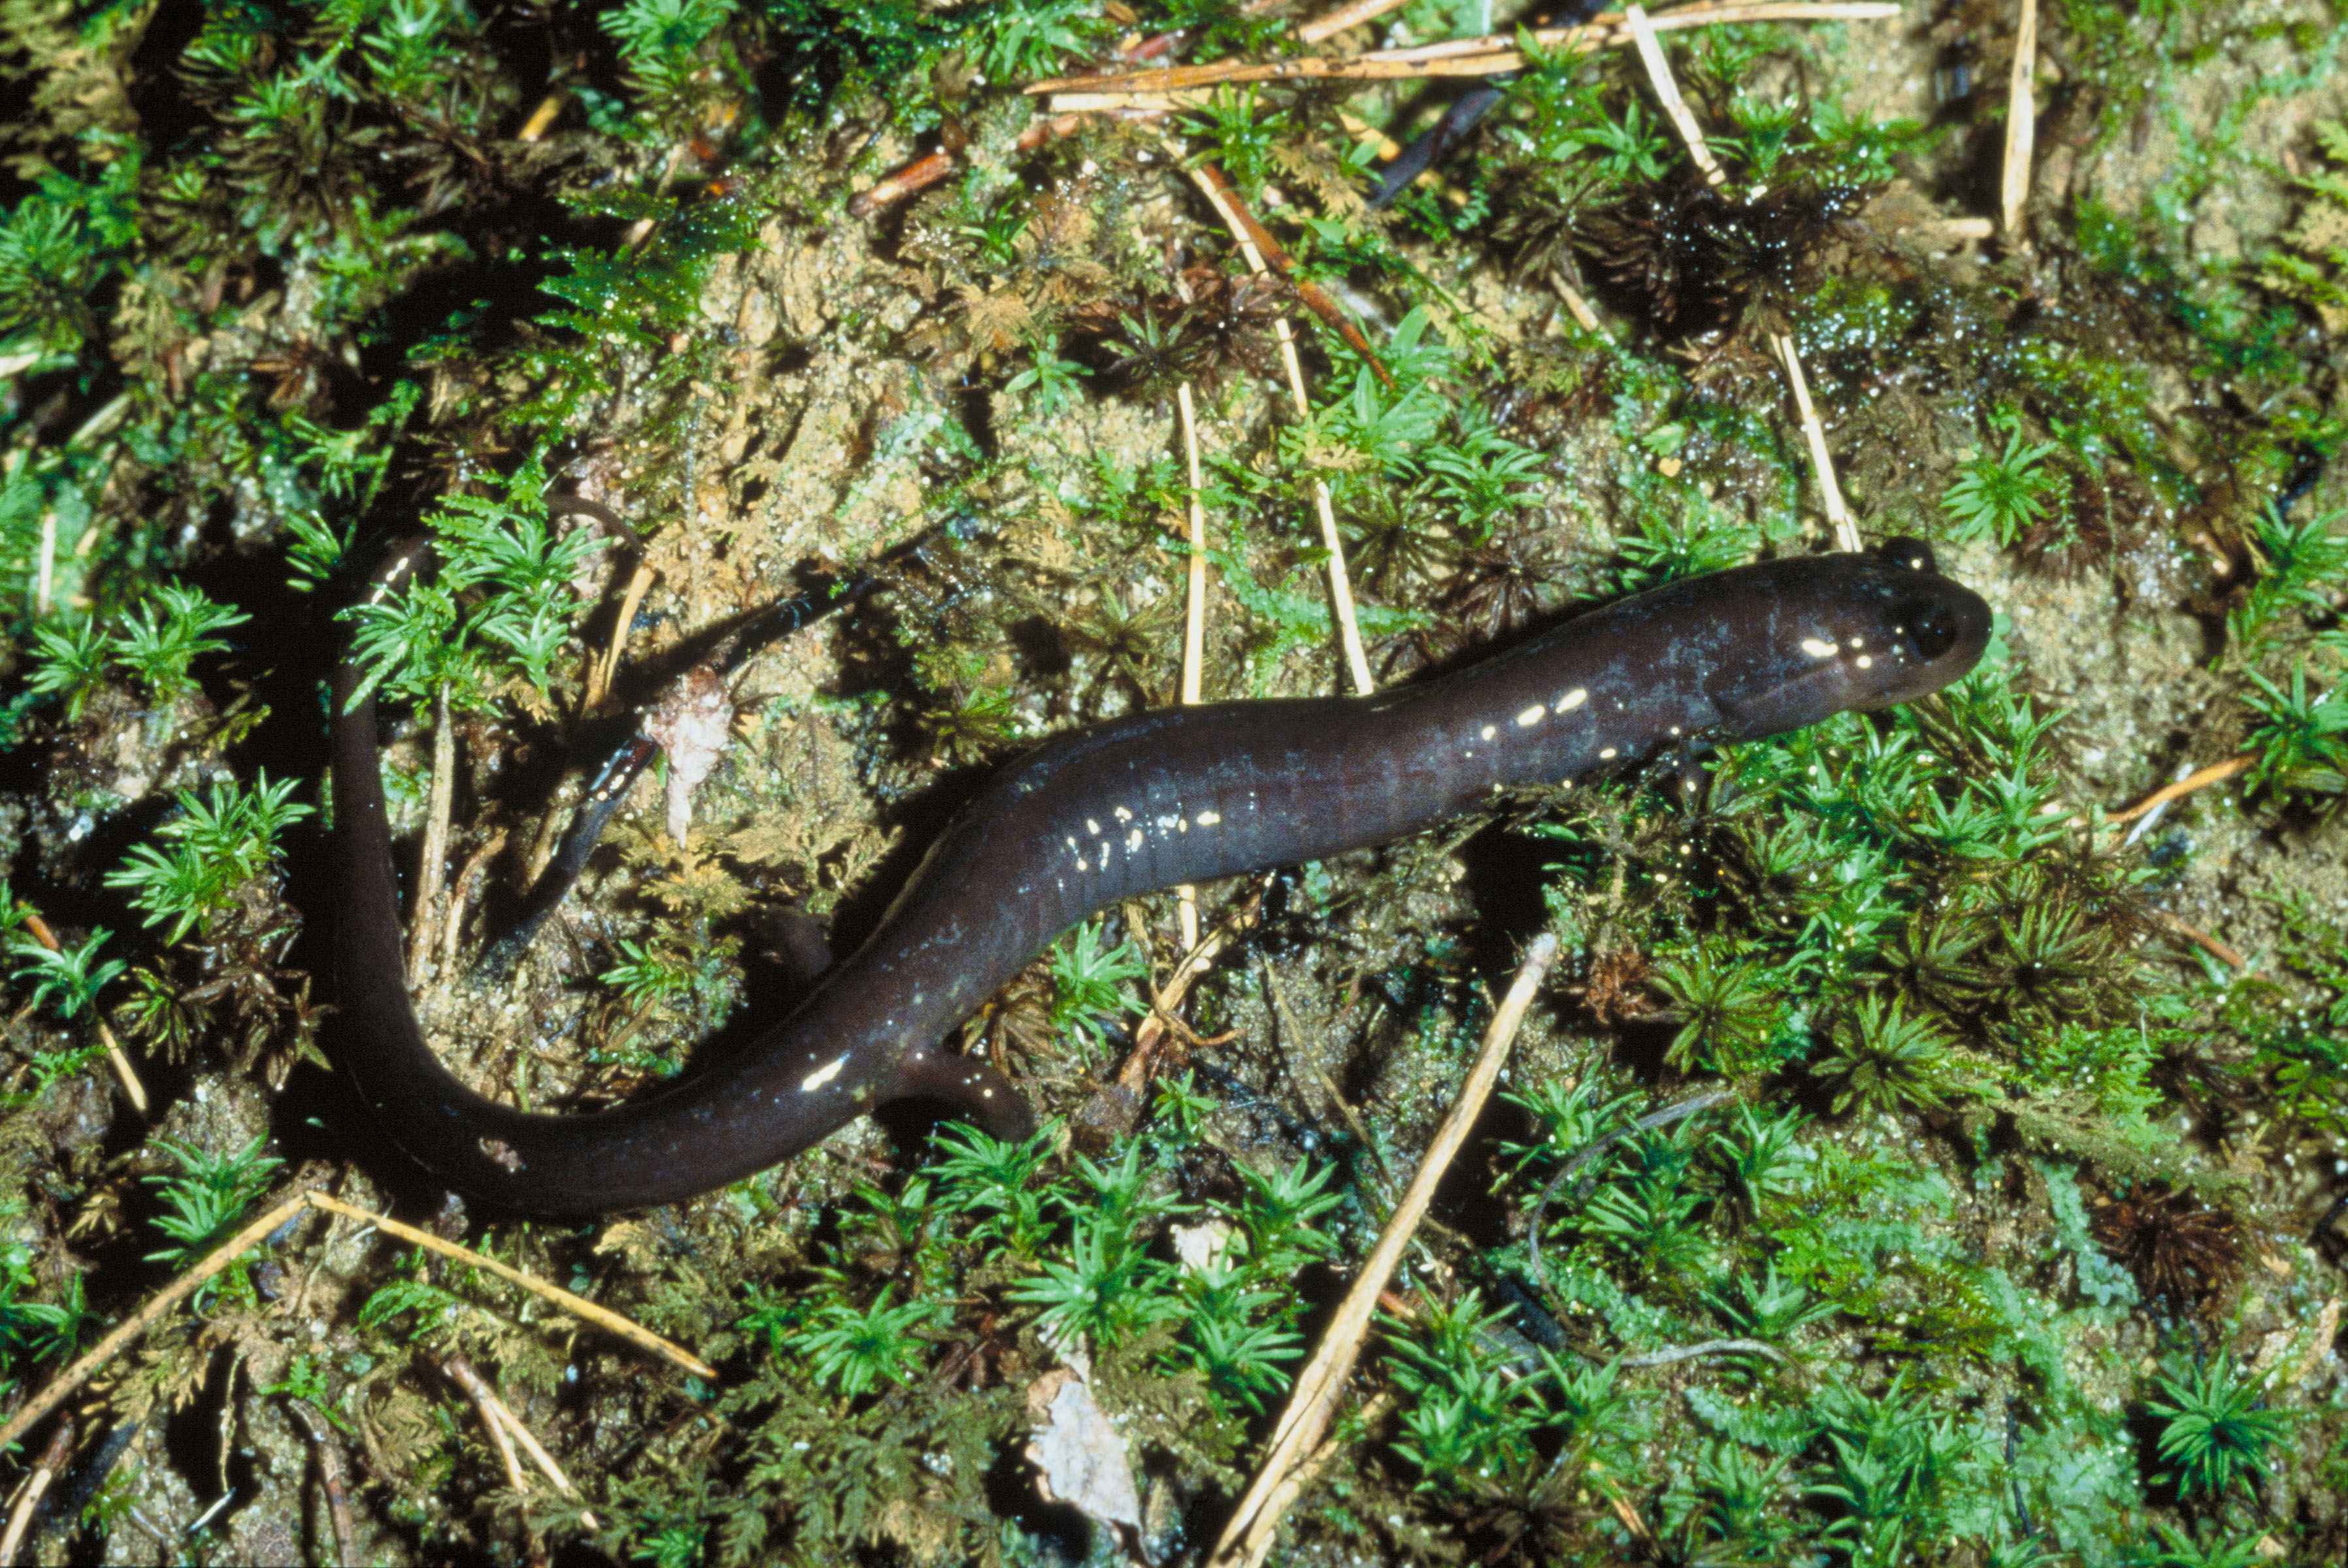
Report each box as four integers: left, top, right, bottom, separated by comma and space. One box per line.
1702, 542, 1992, 740
1851, 544, 1993, 708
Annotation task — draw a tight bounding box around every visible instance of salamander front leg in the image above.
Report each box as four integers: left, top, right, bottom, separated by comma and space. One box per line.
1668, 738, 1714, 812
891, 1046, 1038, 1143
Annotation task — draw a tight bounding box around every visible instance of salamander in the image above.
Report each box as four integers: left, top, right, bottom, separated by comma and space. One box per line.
331, 536, 1991, 1217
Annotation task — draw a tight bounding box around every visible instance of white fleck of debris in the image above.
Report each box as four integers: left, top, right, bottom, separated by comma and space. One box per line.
1171, 1219, 1237, 1273
644, 667, 733, 843
1025, 1370, 1142, 1539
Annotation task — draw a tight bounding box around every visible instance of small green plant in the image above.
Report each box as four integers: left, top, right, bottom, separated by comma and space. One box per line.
7, 926, 124, 1021
929, 1120, 1058, 1257
261, 1353, 354, 1433
1803, 1375, 1966, 1561
1384, 1292, 1551, 1492
1941, 429, 2061, 547
2143, 1522, 2270, 1568
2261, 119, 2348, 331
1004, 333, 1090, 419
104, 772, 313, 943
108, 582, 250, 701
1669, 1439, 1793, 1560
343, 476, 608, 711
602, 0, 738, 110
2147, 1352, 2291, 1500
601, 938, 698, 1009
2224, 504, 2348, 661
1183, 86, 1291, 197
1613, 492, 1764, 591
0, 1264, 91, 1370
1709, 1103, 1809, 1215
24, 619, 109, 719
356, 1250, 463, 1341
787, 1288, 946, 1399
968, 0, 1106, 82
1651, 939, 1781, 1074
1810, 994, 1956, 1117
1047, 921, 1149, 1054
1008, 1145, 1187, 1350
1578, 1134, 1711, 1275
1165, 1264, 1302, 1413
142, 1135, 284, 1305
1713, 1266, 1835, 1340
1227, 1156, 1344, 1277
2238, 666, 2348, 803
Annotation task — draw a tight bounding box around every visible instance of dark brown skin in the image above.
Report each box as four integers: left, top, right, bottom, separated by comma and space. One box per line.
331, 537, 1990, 1217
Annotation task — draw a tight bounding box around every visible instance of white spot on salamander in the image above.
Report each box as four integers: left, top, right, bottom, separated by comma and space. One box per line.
1114, 806, 1134, 823
801, 1054, 850, 1093
1086, 818, 1102, 834
1517, 704, 1545, 727
1855, 654, 1874, 670
1800, 636, 1838, 659
1195, 809, 1221, 827
1481, 724, 1497, 741
1600, 746, 1619, 760
1557, 688, 1588, 711
1127, 827, 1144, 851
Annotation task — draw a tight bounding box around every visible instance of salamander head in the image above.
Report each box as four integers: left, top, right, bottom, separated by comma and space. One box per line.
1708, 537, 1993, 740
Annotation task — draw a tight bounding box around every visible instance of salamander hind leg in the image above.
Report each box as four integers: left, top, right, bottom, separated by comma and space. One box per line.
889, 1046, 1039, 1143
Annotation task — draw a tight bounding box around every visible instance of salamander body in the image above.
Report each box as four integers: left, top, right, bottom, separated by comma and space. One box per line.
331, 537, 1991, 1216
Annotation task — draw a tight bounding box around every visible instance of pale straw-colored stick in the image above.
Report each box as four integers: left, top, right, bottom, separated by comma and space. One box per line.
0, 1190, 313, 1456
0, 1418, 71, 1566
1298, 0, 1414, 44
1208, 933, 1561, 1567
442, 1356, 529, 1497
1775, 333, 1859, 550
407, 685, 457, 986
1182, 165, 1376, 695
1623, 5, 1858, 551
1029, 4, 1903, 93
1625, 6, 1725, 184
1174, 382, 1209, 951
2001, 0, 2038, 239
305, 1192, 717, 1379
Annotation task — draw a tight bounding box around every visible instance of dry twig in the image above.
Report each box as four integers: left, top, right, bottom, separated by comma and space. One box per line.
0, 1189, 312, 1456
2108, 754, 2253, 825
1621, 5, 1859, 550
1208, 932, 1561, 1567
0, 1417, 73, 1567
2002, 0, 2039, 239
284, 1402, 357, 1568
1117, 883, 1268, 1094
1031, 3, 1903, 93
441, 1354, 529, 1497
13, 908, 146, 1115
407, 685, 457, 986
1298, 0, 1413, 44
1183, 163, 1377, 695
303, 1192, 716, 1379
2151, 911, 2251, 973
586, 559, 658, 714
440, 1355, 603, 1530
1176, 382, 1210, 952
441, 828, 510, 979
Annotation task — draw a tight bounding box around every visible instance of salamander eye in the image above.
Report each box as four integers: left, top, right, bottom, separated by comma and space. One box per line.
1898, 599, 1962, 662
1877, 536, 1937, 574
